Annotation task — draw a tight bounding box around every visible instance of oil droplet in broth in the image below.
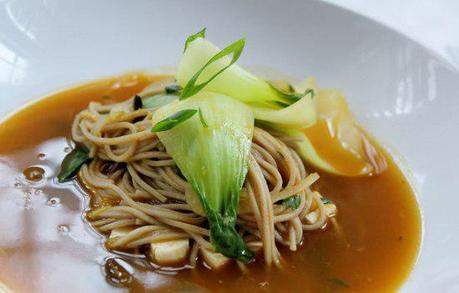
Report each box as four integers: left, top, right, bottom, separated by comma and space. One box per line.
47, 197, 61, 207
23, 166, 45, 182
57, 224, 70, 234
104, 257, 133, 288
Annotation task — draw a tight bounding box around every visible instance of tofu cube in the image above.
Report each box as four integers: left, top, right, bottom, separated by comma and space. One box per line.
200, 248, 231, 270
150, 239, 189, 265
305, 210, 319, 224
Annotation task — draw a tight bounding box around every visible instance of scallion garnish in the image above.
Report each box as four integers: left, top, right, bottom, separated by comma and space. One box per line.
321, 196, 331, 205
198, 107, 208, 128
180, 38, 245, 99
282, 195, 301, 209
269, 84, 314, 103
184, 27, 207, 52
175, 30, 317, 127
151, 109, 197, 132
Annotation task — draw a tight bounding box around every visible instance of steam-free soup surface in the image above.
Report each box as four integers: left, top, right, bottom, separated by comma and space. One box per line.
0, 74, 420, 292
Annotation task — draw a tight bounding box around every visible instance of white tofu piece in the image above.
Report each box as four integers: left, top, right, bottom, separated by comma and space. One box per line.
200, 248, 231, 270
150, 239, 189, 265
109, 227, 132, 239
247, 243, 263, 254
305, 210, 319, 224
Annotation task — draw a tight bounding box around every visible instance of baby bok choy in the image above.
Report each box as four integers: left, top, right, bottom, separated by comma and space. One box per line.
267, 78, 388, 176
152, 92, 254, 262
176, 29, 316, 128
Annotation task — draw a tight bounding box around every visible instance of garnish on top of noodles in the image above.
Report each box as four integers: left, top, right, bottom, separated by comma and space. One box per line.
176, 29, 316, 128
276, 78, 388, 176
152, 93, 254, 262
175, 28, 386, 176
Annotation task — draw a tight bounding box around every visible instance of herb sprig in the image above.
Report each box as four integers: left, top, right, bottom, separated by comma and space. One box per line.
151, 109, 198, 132
181, 36, 246, 99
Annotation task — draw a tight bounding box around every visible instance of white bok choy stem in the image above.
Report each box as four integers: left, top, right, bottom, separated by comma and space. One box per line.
176, 29, 316, 128
152, 92, 255, 262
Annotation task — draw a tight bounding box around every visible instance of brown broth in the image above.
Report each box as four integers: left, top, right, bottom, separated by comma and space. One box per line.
0, 73, 421, 292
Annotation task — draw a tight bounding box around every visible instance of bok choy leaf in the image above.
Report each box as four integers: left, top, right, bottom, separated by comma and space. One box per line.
177, 30, 306, 107
252, 89, 316, 128
152, 92, 254, 262
264, 80, 387, 176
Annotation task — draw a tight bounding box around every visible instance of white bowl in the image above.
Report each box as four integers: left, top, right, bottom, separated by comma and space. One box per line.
1, 1, 458, 291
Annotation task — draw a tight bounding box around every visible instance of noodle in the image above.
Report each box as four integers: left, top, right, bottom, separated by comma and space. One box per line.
74, 91, 336, 269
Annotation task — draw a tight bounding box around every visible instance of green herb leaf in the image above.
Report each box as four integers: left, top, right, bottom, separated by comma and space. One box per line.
198, 107, 208, 128
133, 95, 143, 110
142, 94, 178, 109
180, 38, 246, 99
151, 109, 197, 132
282, 195, 301, 209
321, 196, 331, 205
184, 28, 207, 52
269, 83, 315, 104
57, 147, 91, 182
251, 89, 316, 128
273, 101, 291, 108
165, 84, 182, 94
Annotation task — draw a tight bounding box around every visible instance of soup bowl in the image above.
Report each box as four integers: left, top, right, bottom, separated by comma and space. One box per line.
1, 0, 459, 292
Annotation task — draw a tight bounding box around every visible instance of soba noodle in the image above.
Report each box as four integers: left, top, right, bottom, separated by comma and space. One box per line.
72, 88, 335, 268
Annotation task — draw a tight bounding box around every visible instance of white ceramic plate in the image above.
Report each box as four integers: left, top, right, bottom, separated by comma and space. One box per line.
1, 1, 458, 292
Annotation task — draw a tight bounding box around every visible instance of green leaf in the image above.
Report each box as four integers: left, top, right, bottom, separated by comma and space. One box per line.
251, 89, 316, 128
198, 107, 208, 128
177, 36, 312, 107
176, 35, 317, 128
264, 87, 381, 177
180, 38, 246, 99
273, 101, 291, 108
153, 92, 254, 262
282, 195, 301, 209
58, 147, 91, 182
184, 28, 206, 52
321, 196, 331, 205
165, 84, 182, 94
269, 83, 315, 104
151, 109, 197, 132
142, 94, 178, 109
